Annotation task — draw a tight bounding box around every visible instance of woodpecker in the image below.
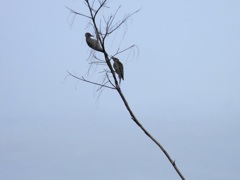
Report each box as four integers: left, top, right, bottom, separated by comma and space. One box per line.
85, 32, 103, 52
112, 57, 124, 84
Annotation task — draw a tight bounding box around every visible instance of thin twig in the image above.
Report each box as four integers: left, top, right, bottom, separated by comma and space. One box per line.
107, 8, 141, 35
106, 72, 115, 88
93, 0, 107, 20
112, 45, 136, 57
65, 6, 91, 19
67, 71, 115, 90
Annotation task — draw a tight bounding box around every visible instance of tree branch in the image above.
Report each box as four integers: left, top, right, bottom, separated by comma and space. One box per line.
65, 6, 91, 19
116, 86, 185, 180
66, 1, 185, 179
67, 71, 115, 90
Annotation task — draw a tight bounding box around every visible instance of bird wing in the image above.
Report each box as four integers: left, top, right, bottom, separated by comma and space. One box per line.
86, 37, 103, 52
118, 61, 124, 80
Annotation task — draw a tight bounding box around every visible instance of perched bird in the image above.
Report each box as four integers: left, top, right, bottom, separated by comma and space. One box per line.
85, 32, 103, 52
112, 57, 124, 84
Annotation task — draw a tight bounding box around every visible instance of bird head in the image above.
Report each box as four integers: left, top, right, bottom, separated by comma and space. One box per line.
112, 57, 119, 62
85, 32, 93, 38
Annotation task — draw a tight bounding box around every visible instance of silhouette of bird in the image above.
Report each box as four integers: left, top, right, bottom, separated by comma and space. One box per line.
85, 32, 103, 52
112, 57, 124, 84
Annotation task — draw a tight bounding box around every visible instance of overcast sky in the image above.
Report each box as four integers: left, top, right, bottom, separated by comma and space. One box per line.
1, 0, 240, 179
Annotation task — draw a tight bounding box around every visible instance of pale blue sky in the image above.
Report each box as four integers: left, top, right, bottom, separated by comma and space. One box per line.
1, 0, 240, 179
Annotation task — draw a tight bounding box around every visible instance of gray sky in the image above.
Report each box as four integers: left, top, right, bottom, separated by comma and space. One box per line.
1, 0, 240, 179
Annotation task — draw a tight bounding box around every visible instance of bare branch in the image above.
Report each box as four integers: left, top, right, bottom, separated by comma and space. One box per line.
67, 71, 115, 90
96, 71, 115, 91
113, 45, 137, 57
106, 71, 115, 88
107, 8, 141, 35
116, 87, 186, 180
105, 6, 121, 34
65, 6, 91, 19
93, 0, 108, 20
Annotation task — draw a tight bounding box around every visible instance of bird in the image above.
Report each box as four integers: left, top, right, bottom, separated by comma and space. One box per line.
85, 32, 103, 52
112, 57, 124, 84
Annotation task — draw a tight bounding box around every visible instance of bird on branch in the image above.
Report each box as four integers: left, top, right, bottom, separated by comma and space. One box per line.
85, 32, 103, 52
112, 57, 124, 84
